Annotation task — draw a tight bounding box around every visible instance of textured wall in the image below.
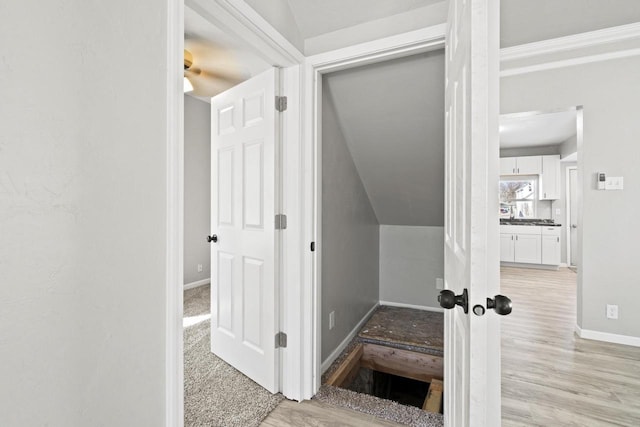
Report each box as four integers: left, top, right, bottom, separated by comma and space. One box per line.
0, 1, 169, 424
184, 96, 211, 285
321, 84, 379, 362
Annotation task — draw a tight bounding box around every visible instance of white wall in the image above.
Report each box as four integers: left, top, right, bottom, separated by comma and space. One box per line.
184, 95, 211, 285
304, 2, 448, 55
0, 1, 169, 424
379, 226, 443, 309
502, 55, 640, 339
321, 84, 379, 362
501, 0, 640, 48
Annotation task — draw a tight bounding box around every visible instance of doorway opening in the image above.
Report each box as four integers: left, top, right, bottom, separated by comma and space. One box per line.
498, 106, 583, 423
315, 48, 446, 423
182, 4, 286, 425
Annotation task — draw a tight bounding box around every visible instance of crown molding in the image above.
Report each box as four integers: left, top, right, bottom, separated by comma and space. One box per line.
500, 22, 640, 77
501, 22, 640, 62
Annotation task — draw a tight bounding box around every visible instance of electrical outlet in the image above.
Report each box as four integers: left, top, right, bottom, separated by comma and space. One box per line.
329, 311, 335, 330
606, 304, 619, 319
436, 278, 444, 290
197, 264, 203, 273
555, 208, 561, 216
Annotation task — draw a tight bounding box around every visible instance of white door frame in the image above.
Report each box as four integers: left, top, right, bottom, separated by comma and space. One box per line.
166, 1, 305, 424
301, 24, 447, 397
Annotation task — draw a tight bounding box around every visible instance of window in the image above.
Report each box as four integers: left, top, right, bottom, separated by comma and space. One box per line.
499, 177, 537, 219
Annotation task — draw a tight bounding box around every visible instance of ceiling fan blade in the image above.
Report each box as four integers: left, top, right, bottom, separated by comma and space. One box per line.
184, 38, 247, 97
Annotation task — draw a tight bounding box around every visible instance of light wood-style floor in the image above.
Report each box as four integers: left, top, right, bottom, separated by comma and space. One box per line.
262, 399, 403, 426
261, 267, 640, 426
501, 267, 640, 426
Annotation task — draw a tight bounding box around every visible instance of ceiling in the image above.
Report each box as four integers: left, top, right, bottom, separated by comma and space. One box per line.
501, 0, 640, 47
500, 110, 577, 149
184, 5, 271, 101
285, 0, 443, 39
324, 51, 445, 226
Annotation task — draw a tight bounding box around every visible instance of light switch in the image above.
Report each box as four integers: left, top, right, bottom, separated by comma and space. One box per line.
605, 177, 624, 190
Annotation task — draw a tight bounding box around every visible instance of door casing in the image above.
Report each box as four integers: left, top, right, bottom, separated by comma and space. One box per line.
302, 24, 447, 397
166, 1, 305, 424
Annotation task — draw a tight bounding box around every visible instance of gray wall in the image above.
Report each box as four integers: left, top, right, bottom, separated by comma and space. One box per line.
499, 145, 560, 158
379, 226, 443, 309
502, 55, 640, 338
322, 85, 379, 362
324, 51, 445, 226
0, 1, 168, 424
560, 134, 578, 159
184, 95, 211, 285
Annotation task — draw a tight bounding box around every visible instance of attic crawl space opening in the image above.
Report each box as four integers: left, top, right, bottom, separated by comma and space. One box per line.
319, 49, 446, 414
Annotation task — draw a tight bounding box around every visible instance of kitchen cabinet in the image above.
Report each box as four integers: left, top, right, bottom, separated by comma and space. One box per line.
540, 155, 561, 200
500, 233, 515, 262
514, 234, 542, 264
500, 225, 561, 266
541, 226, 561, 265
500, 156, 542, 176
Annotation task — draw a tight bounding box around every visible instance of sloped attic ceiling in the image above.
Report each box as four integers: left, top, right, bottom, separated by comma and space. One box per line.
324, 51, 445, 226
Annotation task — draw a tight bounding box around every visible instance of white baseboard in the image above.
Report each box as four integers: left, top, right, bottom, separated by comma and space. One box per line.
559, 263, 568, 268
575, 324, 640, 347
379, 300, 443, 313
183, 279, 210, 290
320, 302, 379, 374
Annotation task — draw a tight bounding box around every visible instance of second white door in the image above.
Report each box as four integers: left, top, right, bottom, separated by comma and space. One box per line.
210, 67, 280, 393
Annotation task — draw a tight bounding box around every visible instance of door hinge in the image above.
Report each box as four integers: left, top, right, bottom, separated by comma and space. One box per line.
275, 214, 287, 230
275, 332, 287, 348
275, 96, 287, 112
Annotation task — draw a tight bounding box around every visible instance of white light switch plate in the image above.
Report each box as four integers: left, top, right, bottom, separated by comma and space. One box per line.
436, 278, 444, 290
605, 177, 624, 190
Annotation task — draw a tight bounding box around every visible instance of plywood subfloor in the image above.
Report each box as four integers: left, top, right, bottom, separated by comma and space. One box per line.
501, 266, 640, 426
358, 306, 444, 356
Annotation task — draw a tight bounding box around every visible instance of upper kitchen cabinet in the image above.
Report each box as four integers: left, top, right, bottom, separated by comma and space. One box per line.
540, 155, 561, 200
500, 156, 542, 176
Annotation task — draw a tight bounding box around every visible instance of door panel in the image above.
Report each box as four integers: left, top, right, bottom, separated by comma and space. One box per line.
210, 67, 279, 393
444, 0, 500, 426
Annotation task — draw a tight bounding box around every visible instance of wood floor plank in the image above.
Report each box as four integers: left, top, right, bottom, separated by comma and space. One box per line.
261, 399, 403, 427
501, 267, 640, 426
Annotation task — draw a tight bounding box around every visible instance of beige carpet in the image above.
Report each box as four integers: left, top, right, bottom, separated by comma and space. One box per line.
184, 285, 284, 427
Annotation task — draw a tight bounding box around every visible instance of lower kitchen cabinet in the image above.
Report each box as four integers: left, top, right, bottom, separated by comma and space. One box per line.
500, 233, 515, 262
500, 225, 562, 266
514, 234, 542, 264
541, 226, 562, 265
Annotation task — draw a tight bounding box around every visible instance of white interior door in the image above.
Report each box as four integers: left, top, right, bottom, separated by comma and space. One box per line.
569, 168, 578, 266
210, 67, 280, 393
443, 0, 501, 425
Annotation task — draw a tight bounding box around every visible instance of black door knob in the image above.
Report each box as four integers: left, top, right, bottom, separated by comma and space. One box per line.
486, 295, 512, 315
207, 234, 218, 243
438, 289, 468, 314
